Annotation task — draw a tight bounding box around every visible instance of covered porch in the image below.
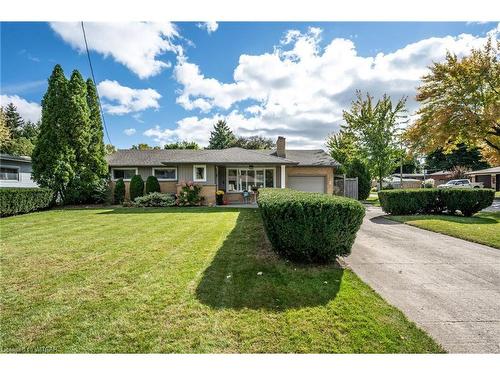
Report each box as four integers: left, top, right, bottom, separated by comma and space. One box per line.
214, 164, 286, 205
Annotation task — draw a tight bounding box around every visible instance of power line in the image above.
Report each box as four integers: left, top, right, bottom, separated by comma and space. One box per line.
81, 21, 112, 145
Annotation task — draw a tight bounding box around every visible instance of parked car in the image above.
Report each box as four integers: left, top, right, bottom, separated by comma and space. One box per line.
437, 179, 483, 189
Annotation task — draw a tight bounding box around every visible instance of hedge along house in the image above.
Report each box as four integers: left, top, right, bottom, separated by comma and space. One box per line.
106, 137, 339, 205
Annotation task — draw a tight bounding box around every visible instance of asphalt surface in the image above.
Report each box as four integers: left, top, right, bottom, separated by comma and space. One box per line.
343, 206, 500, 353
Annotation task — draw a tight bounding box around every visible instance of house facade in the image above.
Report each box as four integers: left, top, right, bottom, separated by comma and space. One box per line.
0, 153, 39, 188
466, 166, 500, 191
106, 137, 339, 205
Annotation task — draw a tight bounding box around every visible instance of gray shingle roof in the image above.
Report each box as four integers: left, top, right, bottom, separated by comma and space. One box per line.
106, 147, 299, 167
106, 147, 339, 167
254, 149, 339, 167
465, 166, 500, 175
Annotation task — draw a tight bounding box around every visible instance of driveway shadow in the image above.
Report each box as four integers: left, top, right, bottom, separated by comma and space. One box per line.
195, 210, 343, 311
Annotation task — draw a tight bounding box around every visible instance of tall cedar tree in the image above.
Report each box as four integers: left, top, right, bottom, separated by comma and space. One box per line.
405, 39, 500, 165
207, 120, 236, 149
86, 79, 108, 183
0, 107, 11, 146
64, 70, 92, 203
32, 65, 76, 201
343, 91, 407, 189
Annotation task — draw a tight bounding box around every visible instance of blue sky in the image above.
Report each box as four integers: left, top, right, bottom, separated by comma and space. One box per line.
1, 22, 498, 149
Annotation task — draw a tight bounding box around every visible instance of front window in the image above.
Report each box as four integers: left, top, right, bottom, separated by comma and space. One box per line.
112, 168, 136, 180
227, 168, 275, 191
193, 165, 206, 182
153, 167, 177, 181
0, 167, 19, 181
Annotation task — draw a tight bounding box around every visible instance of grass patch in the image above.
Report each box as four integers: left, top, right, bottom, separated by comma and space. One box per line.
388, 212, 500, 249
363, 193, 380, 206
495, 191, 500, 198
0, 207, 442, 353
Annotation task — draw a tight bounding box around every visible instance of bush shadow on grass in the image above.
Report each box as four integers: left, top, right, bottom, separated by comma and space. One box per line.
385, 213, 498, 225
195, 209, 343, 311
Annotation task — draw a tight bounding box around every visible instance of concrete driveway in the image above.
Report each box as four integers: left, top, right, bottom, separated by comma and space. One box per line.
343, 206, 500, 353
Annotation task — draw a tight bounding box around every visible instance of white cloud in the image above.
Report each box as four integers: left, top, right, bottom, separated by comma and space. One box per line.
0, 95, 42, 123
124, 128, 136, 136
197, 22, 219, 34
50, 22, 182, 79
162, 24, 499, 149
97, 80, 161, 115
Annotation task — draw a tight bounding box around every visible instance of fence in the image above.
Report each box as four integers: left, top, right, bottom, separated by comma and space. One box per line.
334, 175, 358, 200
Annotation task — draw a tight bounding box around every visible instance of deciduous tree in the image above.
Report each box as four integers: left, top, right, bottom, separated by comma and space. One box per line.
405, 39, 500, 165
342, 91, 407, 189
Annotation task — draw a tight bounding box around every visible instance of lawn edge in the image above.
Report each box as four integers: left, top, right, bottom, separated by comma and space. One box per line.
385, 215, 499, 250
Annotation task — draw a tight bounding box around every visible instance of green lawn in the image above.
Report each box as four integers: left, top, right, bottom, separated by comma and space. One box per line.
495, 191, 500, 198
363, 193, 380, 206
388, 212, 500, 249
0, 207, 442, 353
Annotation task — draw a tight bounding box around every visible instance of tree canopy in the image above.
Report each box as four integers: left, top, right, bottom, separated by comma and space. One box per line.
231, 135, 274, 149
0, 103, 40, 156
405, 38, 500, 165
163, 140, 200, 149
131, 143, 160, 150
342, 91, 407, 188
207, 120, 236, 149
32, 64, 108, 203
425, 143, 490, 172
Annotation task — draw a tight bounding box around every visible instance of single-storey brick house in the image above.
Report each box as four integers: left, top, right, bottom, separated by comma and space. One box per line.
466, 166, 500, 191
106, 137, 339, 204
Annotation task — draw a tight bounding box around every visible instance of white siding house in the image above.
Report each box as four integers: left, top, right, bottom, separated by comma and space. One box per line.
0, 154, 39, 188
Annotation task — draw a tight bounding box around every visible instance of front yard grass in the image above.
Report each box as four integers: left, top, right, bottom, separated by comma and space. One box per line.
388, 212, 500, 249
0, 207, 442, 353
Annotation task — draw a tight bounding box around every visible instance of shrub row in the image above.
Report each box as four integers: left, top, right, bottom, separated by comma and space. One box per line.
378, 188, 494, 216
0, 188, 53, 217
133, 192, 176, 207
257, 188, 365, 263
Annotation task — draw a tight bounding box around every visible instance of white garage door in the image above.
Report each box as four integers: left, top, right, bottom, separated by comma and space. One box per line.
288, 176, 325, 193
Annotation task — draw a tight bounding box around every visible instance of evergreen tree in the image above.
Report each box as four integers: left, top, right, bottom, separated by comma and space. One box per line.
4, 102, 24, 137
207, 120, 235, 149
0, 107, 11, 147
425, 143, 490, 172
85, 79, 108, 190
32, 64, 76, 201
346, 158, 371, 201
64, 70, 92, 203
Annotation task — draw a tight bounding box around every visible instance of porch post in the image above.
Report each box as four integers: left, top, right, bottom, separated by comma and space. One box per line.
280, 165, 286, 188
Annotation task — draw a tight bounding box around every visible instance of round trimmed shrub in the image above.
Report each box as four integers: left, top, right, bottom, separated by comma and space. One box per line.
129, 175, 144, 202
145, 175, 161, 194
378, 189, 441, 215
439, 188, 494, 217
257, 188, 365, 263
346, 158, 371, 200
113, 178, 126, 204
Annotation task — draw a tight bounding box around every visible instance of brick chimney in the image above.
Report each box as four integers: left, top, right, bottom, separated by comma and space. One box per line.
276, 136, 286, 158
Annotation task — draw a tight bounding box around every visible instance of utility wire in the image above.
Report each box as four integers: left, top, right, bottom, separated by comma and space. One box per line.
81, 21, 112, 145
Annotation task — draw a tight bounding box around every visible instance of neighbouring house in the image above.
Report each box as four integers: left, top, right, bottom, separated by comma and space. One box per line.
0, 153, 39, 188
427, 170, 453, 186
466, 166, 500, 191
106, 136, 339, 205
